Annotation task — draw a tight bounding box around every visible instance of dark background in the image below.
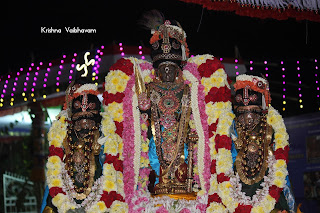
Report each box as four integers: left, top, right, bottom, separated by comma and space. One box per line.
6, 0, 320, 73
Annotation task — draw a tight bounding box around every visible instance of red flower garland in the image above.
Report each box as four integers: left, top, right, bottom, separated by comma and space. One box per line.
100, 191, 125, 208
48, 145, 64, 160
198, 58, 225, 78
109, 58, 134, 76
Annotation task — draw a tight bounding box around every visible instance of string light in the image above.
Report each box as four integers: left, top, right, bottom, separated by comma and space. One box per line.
281, 61, 286, 111
235, 59, 239, 76
56, 55, 66, 93
69, 53, 77, 84
249, 60, 253, 71
139, 45, 145, 60
297, 60, 303, 109
264, 60, 268, 77
119, 43, 125, 57
315, 59, 319, 110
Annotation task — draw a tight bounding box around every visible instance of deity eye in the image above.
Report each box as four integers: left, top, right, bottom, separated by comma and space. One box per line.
152, 41, 159, 50
235, 94, 242, 103
73, 100, 81, 109
249, 94, 258, 102
257, 81, 265, 89
88, 102, 96, 110
172, 40, 180, 49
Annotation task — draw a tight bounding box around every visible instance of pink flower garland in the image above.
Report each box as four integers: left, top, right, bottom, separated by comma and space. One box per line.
122, 75, 136, 209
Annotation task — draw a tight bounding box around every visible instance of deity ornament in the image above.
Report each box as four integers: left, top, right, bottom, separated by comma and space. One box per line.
226, 74, 297, 213
41, 52, 107, 213
102, 10, 234, 212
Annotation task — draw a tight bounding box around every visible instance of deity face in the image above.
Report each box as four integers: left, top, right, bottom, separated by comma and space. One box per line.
71, 94, 101, 135
151, 37, 183, 69
157, 61, 180, 82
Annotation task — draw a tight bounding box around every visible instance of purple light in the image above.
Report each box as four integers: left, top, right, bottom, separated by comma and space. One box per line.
101, 46, 104, 49
317, 87, 320, 91
235, 65, 238, 69
119, 43, 122, 46
47, 68, 51, 72
266, 74, 269, 77
34, 77, 37, 81
70, 70, 73, 74
299, 81, 301, 84
26, 77, 29, 81
298, 74, 300, 77
4, 85, 7, 88
23, 88, 27, 92
95, 76, 98, 80
56, 82, 59, 86
265, 67, 268, 71
95, 55, 99, 59
120, 47, 123, 51
15, 77, 18, 81
32, 82, 36, 86
316, 66, 318, 70
5, 80, 8, 84
236, 71, 239, 75
14, 82, 17, 86
72, 59, 76, 63
142, 56, 145, 60
35, 72, 39, 76
281, 61, 284, 64
250, 67, 253, 70
282, 68, 285, 71
59, 65, 63, 69
316, 81, 318, 84
11, 93, 14, 96
315, 59, 318, 63
298, 88, 301, 91
121, 52, 125, 56
283, 81, 285, 84
45, 73, 49, 77
71, 64, 75, 68
250, 61, 253, 64
74, 53, 77, 57
98, 58, 102, 61
40, 62, 43, 65
8, 75, 11, 79
2, 89, 5, 93
220, 58, 223, 61
44, 78, 47, 82
31, 88, 34, 92
56, 77, 60, 81
43, 84, 46, 87
282, 75, 285, 78
316, 74, 318, 77
37, 67, 40, 70
69, 76, 72, 79
297, 61, 299, 64
139, 51, 142, 55
283, 95, 285, 98
264, 61, 267, 64
97, 49, 100, 53
318, 95, 320, 98
63, 55, 66, 58
20, 68, 23, 71
0, 94, 3, 98
24, 82, 27, 86
49, 63, 52, 66
17, 72, 20, 76
27, 72, 30, 76
100, 52, 103, 56
58, 71, 61, 75
29, 67, 32, 71
235, 59, 238, 63
31, 63, 34, 66
299, 94, 302, 97
297, 67, 300, 70
139, 46, 142, 49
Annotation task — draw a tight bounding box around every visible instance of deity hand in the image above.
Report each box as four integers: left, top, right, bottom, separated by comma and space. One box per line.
138, 92, 151, 111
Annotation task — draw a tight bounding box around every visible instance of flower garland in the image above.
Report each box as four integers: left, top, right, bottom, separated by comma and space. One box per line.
46, 110, 127, 213
102, 55, 232, 212
214, 106, 290, 213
